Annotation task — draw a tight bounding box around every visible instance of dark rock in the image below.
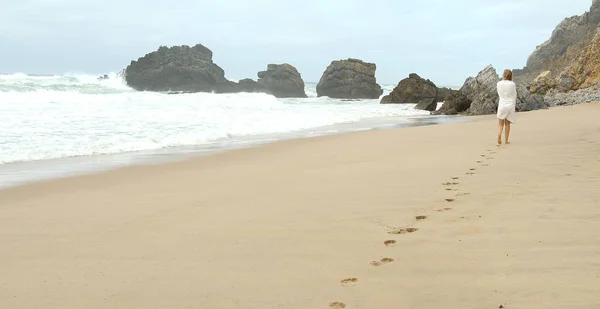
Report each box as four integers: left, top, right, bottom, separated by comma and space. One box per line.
97, 74, 109, 81
516, 84, 549, 112
316, 58, 383, 99
414, 98, 438, 111
124, 44, 235, 93
257, 64, 307, 98
463, 65, 502, 115
380, 73, 438, 104
432, 91, 471, 115
236, 78, 270, 94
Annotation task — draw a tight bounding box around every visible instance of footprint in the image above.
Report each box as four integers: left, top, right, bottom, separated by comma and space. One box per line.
446, 198, 455, 202
443, 182, 460, 186
340, 278, 358, 286
415, 215, 427, 221
470, 168, 476, 171
456, 192, 471, 197
452, 177, 459, 180
435, 207, 453, 212
329, 302, 347, 309
388, 227, 419, 235
445, 188, 453, 191
384, 240, 397, 247
371, 257, 394, 267
466, 172, 475, 175
477, 160, 482, 163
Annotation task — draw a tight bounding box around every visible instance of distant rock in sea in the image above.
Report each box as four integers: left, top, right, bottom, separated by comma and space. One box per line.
257, 64, 307, 98
380, 73, 438, 104
236, 78, 270, 94
316, 58, 383, 99
97, 74, 109, 81
124, 44, 236, 93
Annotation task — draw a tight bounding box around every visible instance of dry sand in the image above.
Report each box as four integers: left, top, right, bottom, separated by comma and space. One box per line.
1, 103, 599, 309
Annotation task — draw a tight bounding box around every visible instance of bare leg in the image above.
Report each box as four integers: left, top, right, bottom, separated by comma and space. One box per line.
504, 120, 511, 144
497, 119, 505, 145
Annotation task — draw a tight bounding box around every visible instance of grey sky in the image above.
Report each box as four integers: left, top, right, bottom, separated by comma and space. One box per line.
0, 0, 593, 86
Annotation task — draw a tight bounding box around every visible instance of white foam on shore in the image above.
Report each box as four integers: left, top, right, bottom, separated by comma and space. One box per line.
0, 74, 434, 165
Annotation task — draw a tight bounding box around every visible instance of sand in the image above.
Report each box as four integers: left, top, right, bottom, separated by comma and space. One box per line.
1, 103, 599, 309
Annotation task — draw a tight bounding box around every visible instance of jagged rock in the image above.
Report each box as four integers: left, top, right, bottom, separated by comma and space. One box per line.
529, 71, 554, 95
414, 98, 438, 111
256, 64, 307, 98
516, 84, 549, 112
316, 58, 383, 99
544, 83, 600, 106
514, 0, 600, 87
432, 91, 471, 115
124, 43, 235, 93
435, 65, 548, 116
556, 28, 600, 91
462, 65, 502, 115
380, 73, 437, 104
236, 78, 270, 94
97, 74, 109, 81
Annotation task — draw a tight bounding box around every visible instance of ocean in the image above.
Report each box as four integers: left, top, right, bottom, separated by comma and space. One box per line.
0, 72, 465, 188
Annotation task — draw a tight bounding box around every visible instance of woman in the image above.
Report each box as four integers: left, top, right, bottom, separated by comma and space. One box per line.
496, 69, 517, 145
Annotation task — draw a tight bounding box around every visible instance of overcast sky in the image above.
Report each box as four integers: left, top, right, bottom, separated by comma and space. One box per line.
0, 0, 594, 86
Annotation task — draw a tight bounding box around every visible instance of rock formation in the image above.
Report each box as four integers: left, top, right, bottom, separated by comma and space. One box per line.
432, 91, 471, 115
436, 87, 456, 102
124, 44, 236, 93
256, 64, 307, 98
434, 65, 548, 116
316, 58, 383, 99
236, 78, 270, 94
380, 73, 438, 104
414, 98, 438, 111
514, 0, 600, 92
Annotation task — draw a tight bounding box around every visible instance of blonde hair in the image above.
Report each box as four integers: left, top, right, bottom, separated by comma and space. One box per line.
502, 69, 513, 81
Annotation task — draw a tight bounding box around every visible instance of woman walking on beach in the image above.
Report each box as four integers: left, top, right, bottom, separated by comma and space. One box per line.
496, 69, 517, 145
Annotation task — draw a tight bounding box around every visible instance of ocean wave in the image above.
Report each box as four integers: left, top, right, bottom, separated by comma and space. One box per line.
0, 73, 424, 164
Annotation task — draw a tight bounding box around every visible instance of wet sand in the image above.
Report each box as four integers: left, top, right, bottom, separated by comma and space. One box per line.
1, 103, 599, 309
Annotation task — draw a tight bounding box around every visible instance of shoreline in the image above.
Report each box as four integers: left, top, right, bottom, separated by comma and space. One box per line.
0, 113, 468, 189
1, 103, 598, 309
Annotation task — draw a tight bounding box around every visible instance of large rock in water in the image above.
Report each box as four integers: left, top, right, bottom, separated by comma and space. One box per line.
316, 58, 383, 99
380, 73, 438, 104
514, 0, 600, 90
257, 64, 307, 98
434, 65, 548, 116
124, 44, 236, 93
236, 78, 270, 94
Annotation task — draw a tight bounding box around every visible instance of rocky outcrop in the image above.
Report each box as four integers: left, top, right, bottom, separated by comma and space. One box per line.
236, 78, 270, 94
414, 98, 437, 111
516, 84, 549, 112
124, 44, 236, 93
514, 0, 600, 89
380, 73, 437, 104
256, 64, 307, 98
97, 74, 109, 81
462, 65, 503, 115
316, 58, 383, 99
434, 65, 548, 116
436, 87, 456, 102
432, 91, 471, 115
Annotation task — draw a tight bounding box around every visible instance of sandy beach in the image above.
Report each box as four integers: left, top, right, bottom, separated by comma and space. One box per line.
1, 103, 599, 309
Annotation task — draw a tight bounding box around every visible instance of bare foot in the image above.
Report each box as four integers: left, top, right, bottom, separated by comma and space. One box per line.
505, 140, 510, 145
497, 135, 502, 145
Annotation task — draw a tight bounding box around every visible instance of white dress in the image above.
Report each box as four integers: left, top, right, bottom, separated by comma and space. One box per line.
496, 80, 517, 123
